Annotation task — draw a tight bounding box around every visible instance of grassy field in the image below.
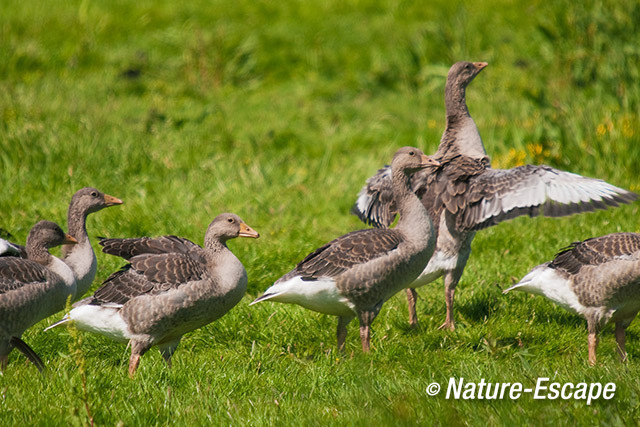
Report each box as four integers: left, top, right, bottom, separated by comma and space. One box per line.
1, 0, 640, 424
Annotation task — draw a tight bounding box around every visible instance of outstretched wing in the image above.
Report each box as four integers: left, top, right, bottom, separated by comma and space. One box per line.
352, 166, 396, 228
0, 258, 49, 294
459, 165, 638, 231
90, 253, 206, 306
99, 235, 202, 260
280, 228, 403, 282
549, 233, 640, 275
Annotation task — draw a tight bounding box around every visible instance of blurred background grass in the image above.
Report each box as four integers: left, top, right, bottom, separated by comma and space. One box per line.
1, 0, 640, 424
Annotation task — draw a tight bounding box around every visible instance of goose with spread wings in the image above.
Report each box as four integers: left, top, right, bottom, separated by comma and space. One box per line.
353, 61, 637, 330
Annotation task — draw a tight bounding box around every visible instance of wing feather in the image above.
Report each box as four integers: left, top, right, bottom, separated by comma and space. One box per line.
278, 229, 403, 282
99, 235, 202, 260
549, 233, 640, 274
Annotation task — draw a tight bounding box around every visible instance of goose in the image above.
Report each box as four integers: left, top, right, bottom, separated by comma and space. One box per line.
252, 147, 440, 351
0, 221, 77, 372
353, 61, 637, 330
46, 213, 259, 377
505, 233, 640, 365
0, 187, 122, 300
61, 187, 123, 299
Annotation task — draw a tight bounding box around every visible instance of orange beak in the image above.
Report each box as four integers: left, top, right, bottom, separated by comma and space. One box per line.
420, 154, 440, 168
473, 62, 488, 71
104, 194, 123, 206
64, 234, 78, 245
239, 223, 260, 239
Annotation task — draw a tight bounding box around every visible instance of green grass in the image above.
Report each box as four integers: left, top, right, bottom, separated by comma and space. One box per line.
1, 0, 640, 424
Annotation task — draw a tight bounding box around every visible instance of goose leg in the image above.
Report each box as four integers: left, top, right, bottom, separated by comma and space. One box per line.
336, 316, 353, 351
357, 302, 383, 352
615, 323, 627, 363
159, 340, 181, 368
128, 353, 141, 378
406, 288, 419, 327
438, 270, 460, 331
128, 340, 151, 378
587, 320, 598, 366
0, 355, 7, 373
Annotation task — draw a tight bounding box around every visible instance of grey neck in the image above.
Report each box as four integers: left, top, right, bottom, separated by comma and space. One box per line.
392, 168, 431, 238
437, 80, 487, 159
444, 80, 469, 124
67, 206, 89, 245
25, 239, 51, 265
205, 236, 228, 254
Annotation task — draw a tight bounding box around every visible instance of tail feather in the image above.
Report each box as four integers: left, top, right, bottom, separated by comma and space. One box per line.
9, 336, 44, 372
249, 293, 280, 306
43, 314, 71, 332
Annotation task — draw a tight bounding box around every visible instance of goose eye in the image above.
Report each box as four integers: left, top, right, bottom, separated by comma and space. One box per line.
409, 151, 415, 156
90, 191, 98, 197
227, 218, 234, 223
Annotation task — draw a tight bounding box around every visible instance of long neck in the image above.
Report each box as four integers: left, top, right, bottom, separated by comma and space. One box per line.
392, 168, 431, 239
445, 80, 469, 125
203, 235, 246, 294
67, 205, 89, 245
438, 80, 487, 159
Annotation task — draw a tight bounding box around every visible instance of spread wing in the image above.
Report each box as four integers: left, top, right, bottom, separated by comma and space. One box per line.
90, 253, 207, 306
459, 165, 638, 231
549, 233, 640, 275
353, 153, 637, 233
0, 258, 49, 294
352, 166, 396, 228
99, 235, 202, 260
279, 228, 403, 282
416, 154, 488, 223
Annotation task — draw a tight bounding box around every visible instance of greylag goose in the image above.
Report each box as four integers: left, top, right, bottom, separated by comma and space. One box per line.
252, 147, 439, 351
61, 187, 122, 299
47, 213, 259, 377
353, 61, 638, 330
0, 221, 77, 371
505, 233, 640, 365
0, 188, 122, 300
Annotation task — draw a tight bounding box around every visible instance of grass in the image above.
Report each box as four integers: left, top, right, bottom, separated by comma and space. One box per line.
1, 0, 640, 424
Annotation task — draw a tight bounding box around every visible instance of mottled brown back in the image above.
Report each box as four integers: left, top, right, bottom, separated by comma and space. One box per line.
550, 233, 640, 275
280, 228, 403, 282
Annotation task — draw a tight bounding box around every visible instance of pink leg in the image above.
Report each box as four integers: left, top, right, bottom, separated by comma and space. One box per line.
357, 304, 382, 353
406, 288, 418, 327
615, 323, 627, 362
337, 316, 351, 351
438, 269, 463, 331
588, 332, 598, 366
359, 324, 370, 352
128, 353, 141, 378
